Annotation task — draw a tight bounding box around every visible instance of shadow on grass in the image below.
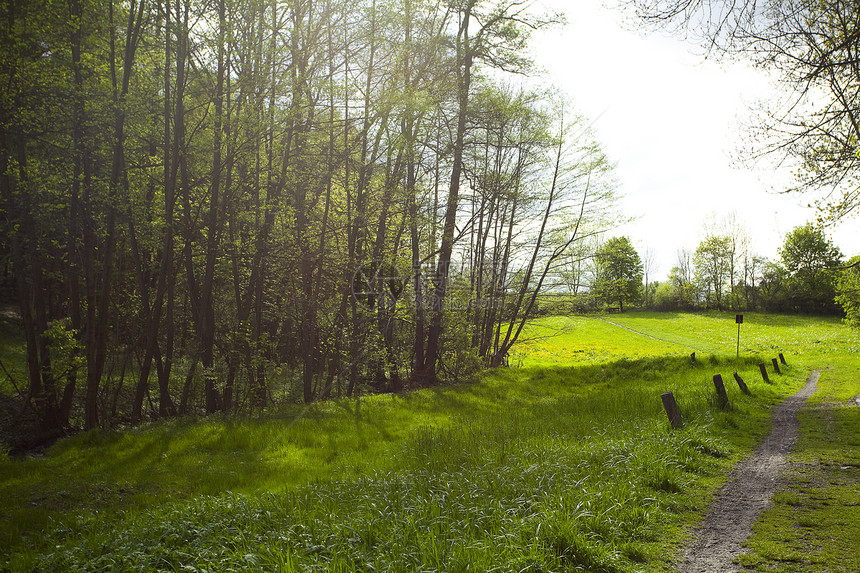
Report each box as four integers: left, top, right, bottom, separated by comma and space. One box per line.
0, 349, 804, 558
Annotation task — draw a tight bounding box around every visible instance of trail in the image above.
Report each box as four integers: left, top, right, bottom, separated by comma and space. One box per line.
596, 317, 694, 351
674, 369, 824, 573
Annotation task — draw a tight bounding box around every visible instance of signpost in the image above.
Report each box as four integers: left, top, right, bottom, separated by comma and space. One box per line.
735, 314, 743, 359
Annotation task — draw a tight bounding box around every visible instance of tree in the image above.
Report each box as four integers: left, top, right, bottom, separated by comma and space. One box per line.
1, 0, 70, 439
631, 0, 860, 222
697, 213, 752, 310
417, 0, 560, 384
672, 248, 698, 308
758, 261, 789, 312
836, 257, 860, 328
592, 236, 643, 312
642, 246, 657, 309
486, 101, 619, 366
655, 250, 699, 311
740, 254, 767, 311
561, 236, 597, 298
779, 223, 843, 314
693, 235, 733, 310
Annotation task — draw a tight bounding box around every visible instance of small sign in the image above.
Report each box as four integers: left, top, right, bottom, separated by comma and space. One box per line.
736, 314, 743, 324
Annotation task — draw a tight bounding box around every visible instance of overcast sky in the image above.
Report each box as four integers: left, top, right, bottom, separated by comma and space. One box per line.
528, 0, 860, 280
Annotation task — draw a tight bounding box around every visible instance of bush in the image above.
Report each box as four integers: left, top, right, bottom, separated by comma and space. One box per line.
836, 256, 860, 328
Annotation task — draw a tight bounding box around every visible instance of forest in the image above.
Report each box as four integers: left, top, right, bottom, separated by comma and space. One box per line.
2, 0, 860, 450
0, 0, 628, 443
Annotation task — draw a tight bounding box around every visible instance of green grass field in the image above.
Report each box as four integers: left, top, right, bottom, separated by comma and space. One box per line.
1, 311, 857, 571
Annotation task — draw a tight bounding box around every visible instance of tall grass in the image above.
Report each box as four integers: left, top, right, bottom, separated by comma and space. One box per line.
2, 311, 857, 571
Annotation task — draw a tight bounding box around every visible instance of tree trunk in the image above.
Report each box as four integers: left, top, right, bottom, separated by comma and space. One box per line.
201, 0, 228, 413
85, 0, 147, 430
419, 3, 474, 384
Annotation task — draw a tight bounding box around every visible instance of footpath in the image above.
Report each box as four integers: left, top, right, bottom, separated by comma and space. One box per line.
675, 370, 823, 573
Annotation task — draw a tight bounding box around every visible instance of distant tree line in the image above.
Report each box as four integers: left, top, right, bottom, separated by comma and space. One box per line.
0, 0, 628, 443
651, 222, 847, 315
548, 221, 855, 319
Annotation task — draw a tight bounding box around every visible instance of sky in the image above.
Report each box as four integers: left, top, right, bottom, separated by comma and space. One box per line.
528, 0, 860, 280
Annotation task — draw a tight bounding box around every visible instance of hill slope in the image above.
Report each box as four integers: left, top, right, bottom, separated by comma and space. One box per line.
2, 312, 857, 571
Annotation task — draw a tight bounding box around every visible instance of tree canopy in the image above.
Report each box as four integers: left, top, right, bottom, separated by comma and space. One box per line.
836, 257, 860, 328
694, 235, 733, 311
592, 236, 643, 312
630, 0, 860, 222
779, 224, 843, 314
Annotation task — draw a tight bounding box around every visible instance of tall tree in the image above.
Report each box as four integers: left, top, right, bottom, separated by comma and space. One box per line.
0, 0, 624, 444
659, 248, 698, 310
592, 236, 643, 312
779, 223, 843, 314
694, 235, 733, 311
641, 246, 657, 309
418, 0, 558, 384
836, 256, 860, 328
489, 106, 618, 365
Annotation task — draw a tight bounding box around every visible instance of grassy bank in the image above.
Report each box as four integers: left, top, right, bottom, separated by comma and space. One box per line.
1, 312, 857, 571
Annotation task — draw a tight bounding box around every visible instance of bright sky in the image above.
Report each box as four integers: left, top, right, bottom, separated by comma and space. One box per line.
530, 0, 860, 280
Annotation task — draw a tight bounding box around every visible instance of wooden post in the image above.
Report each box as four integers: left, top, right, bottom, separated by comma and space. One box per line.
735, 314, 743, 359
661, 392, 683, 429
690, 352, 696, 364
772, 358, 781, 375
713, 374, 730, 409
733, 372, 751, 395
779, 353, 787, 365
758, 362, 770, 383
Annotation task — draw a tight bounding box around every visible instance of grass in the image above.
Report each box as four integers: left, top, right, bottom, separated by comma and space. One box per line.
507, 315, 687, 367
1, 311, 857, 571
508, 312, 854, 368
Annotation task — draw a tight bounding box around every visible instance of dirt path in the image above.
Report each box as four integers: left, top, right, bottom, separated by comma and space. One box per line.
674, 369, 824, 573
596, 318, 690, 349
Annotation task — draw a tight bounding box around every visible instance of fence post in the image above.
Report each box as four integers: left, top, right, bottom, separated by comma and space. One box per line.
779, 353, 787, 365
772, 358, 781, 375
733, 372, 751, 395
758, 362, 770, 383
661, 392, 683, 429
713, 374, 730, 409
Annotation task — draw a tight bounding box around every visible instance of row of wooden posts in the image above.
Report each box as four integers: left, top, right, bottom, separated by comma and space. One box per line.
660, 353, 788, 429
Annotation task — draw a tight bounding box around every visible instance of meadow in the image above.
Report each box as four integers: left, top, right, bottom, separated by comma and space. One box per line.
1, 311, 857, 572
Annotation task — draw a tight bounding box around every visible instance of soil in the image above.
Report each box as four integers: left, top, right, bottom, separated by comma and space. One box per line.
674, 369, 824, 573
